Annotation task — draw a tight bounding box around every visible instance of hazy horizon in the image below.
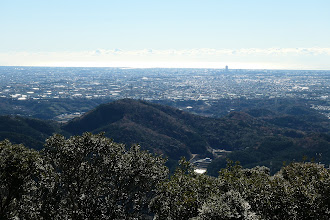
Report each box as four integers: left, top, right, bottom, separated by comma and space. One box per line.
1, 64, 330, 71
1, 0, 330, 70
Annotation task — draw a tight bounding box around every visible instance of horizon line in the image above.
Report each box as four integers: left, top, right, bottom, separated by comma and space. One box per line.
1, 65, 329, 71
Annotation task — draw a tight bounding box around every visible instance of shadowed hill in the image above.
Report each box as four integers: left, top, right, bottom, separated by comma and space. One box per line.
0, 98, 328, 174
0, 115, 63, 150
62, 99, 209, 160
62, 99, 330, 168
62, 99, 330, 174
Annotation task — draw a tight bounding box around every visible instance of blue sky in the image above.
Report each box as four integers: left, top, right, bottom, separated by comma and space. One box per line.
1, 0, 330, 69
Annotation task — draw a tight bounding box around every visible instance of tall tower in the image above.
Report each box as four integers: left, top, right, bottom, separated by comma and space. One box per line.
225, 65, 228, 72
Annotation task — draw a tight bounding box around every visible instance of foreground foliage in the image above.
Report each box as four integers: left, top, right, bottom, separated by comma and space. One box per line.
1, 134, 168, 219
0, 140, 51, 219
151, 159, 330, 220
1, 135, 330, 219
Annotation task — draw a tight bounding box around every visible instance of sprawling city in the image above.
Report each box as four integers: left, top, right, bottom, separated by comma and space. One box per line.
1, 66, 329, 119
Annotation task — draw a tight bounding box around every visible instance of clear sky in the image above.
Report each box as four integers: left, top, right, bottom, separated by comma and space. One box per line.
1, 0, 330, 69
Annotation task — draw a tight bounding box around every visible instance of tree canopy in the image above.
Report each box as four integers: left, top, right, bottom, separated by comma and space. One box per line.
0, 134, 329, 219
1, 134, 168, 219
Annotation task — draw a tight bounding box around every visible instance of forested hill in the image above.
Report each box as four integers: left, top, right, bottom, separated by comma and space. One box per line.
0, 98, 329, 174
62, 99, 330, 173
63, 99, 278, 159
62, 99, 207, 160
0, 115, 64, 150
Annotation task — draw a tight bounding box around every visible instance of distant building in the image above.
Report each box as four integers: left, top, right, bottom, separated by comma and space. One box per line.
225, 65, 229, 72
193, 157, 212, 172
213, 149, 231, 158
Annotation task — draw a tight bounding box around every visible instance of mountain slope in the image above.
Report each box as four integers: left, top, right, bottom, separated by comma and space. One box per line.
62, 99, 209, 160
63, 99, 330, 174
0, 116, 63, 150
1, 98, 328, 174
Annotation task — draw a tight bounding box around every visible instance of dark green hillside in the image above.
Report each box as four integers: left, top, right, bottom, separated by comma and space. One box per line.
207, 131, 330, 176
0, 116, 63, 150
186, 112, 275, 151
205, 104, 330, 175
158, 98, 330, 132
153, 105, 302, 152
63, 99, 330, 174
63, 99, 209, 160
0, 98, 328, 174
244, 104, 330, 133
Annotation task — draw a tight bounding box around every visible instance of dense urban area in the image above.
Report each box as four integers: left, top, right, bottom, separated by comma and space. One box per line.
0, 66, 329, 119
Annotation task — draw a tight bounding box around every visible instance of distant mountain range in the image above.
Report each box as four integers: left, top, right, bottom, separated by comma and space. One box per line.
0, 98, 329, 174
